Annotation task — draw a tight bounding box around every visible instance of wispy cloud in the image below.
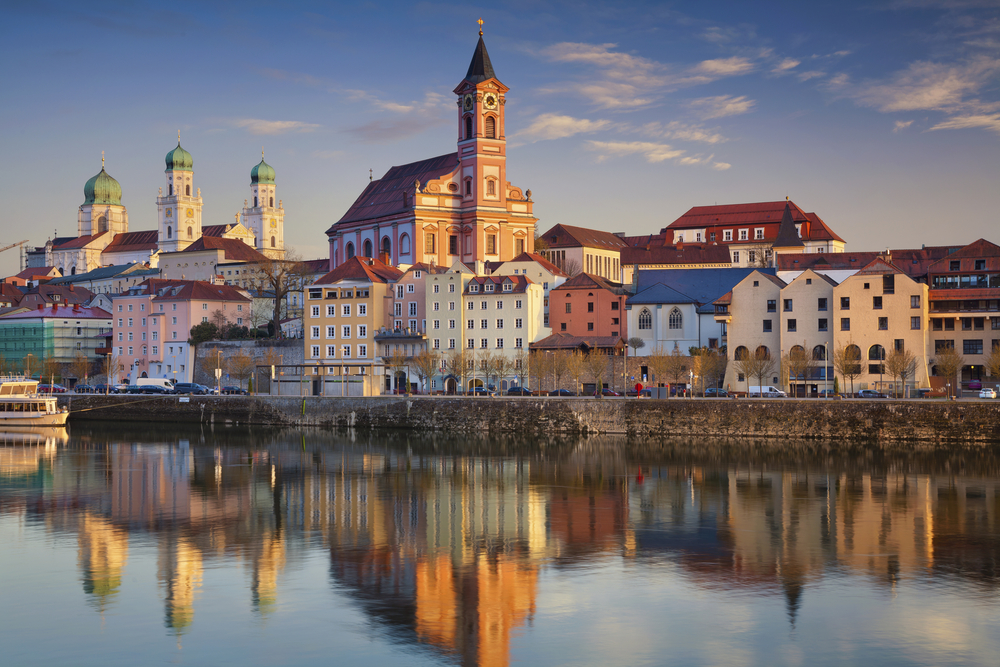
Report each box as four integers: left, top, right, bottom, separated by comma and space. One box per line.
231, 119, 320, 135
797, 70, 826, 82
773, 58, 801, 74
515, 113, 612, 142
692, 57, 755, 77
850, 57, 1000, 112
642, 121, 728, 144
893, 120, 915, 132
687, 94, 756, 119
929, 113, 1000, 134
346, 116, 447, 143
585, 140, 731, 170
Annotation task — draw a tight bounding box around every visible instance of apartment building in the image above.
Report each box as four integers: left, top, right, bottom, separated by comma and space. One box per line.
420, 262, 475, 355
536, 224, 628, 281
488, 252, 567, 326
548, 273, 628, 338
718, 271, 786, 390
0, 303, 112, 375
777, 270, 837, 394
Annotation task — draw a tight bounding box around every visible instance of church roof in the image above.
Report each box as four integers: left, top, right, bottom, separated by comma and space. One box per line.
464, 35, 497, 84
202, 224, 234, 237
772, 202, 805, 249
634, 268, 775, 310
102, 230, 159, 254
182, 237, 267, 262
53, 232, 107, 250
83, 167, 122, 206
330, 153, 459, 229
314, 256, 403, 285
47, 263, 141, 284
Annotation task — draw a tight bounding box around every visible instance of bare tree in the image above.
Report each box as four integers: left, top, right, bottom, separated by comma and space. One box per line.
41, 356, 62, 386
885, 347, 918, 398
102, 350, 121, 390
566, 350, 587, 395
202, 349, 226, 390
491, 353, 516, 393
69, 351, 93, 386
513, 347, 531, 389
245, 251, 306, 338
563, 258, 582, 277
646, 345, 672, 396
664, 347, 690, 391
210, 309, 230, 340
386, 348, 410, 394
933, 346, 965, 398
23, 353, 38, 379
225, 348, 255, 391
445, 349, 468, 394
411, 349, 439, 394
551, 349, 570, 392
585, 350, 611, 395
784, 345, 812, 398
833, 343, 863, 396
983, 345, 1000, 385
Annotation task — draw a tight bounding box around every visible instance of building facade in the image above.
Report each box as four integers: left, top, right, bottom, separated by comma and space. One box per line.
0, 303, 111, 370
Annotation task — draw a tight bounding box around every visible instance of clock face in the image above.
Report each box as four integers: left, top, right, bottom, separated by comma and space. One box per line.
483, 93, 498, 110
269, 218, 277, 228
185, 209, 194, 218
165, 208, 172, 218
463, 94, 474, 111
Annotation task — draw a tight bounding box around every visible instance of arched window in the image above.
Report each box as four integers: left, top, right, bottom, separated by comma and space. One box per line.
484, 115, 496, 138
381, 236, 391, 257
845, 344, 862, 374
98, 215, 108, 233
169, 184, 173, 196
734, 346, 749, 360
668, 308, 682, 330
399, 233, 411, 255
638, 309, 652, 330
812, 345, 826, 361
755, 345, 771, 360
187, 227, 193, 239
464, 179, 472, 196
790, 345, 805, 356
269, 196, 274, 207
486, 179, 496, 196
345, 242, 355, 259
70, 267, 76, 275
167, 226, 172, 239
254, 196, 258, 207
465, 115, 473, 140
868, 344, 885, 360
271, 236, 276, 248
185, 184, 191, 196
363, 239, 373, 258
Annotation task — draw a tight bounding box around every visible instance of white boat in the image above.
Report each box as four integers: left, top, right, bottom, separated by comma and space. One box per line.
0, 377, 70, 427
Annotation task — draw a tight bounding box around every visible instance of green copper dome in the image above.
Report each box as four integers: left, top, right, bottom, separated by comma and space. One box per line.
251, 158, 275, 185
83, 167, 122, 206
165, 142, 193, 172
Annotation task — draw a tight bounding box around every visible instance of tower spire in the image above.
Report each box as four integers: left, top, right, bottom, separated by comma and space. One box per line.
477, 18, 483, 35
101, 151, 105, 169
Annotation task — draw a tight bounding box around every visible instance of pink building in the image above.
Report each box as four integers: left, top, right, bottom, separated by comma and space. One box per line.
548, 273, 629, 338
390, 262, 449, 334
112, 279, 250, 384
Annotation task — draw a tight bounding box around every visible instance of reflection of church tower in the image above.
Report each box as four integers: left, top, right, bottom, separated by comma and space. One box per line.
242, 154, 285, 259
157, 138, 203, 253
250, 533, 286, 616
158, 536, 203, 634
77, 514, 129, 612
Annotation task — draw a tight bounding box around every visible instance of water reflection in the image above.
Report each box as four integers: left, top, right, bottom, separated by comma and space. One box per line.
2, 427, 1000, 665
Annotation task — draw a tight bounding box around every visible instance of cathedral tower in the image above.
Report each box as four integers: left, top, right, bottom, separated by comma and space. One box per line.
78, 157, 128, 239
157, 138, 203, 253
242, 154, 285, 259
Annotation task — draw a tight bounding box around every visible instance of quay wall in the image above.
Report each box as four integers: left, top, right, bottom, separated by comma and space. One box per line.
57, 395, 1000, 444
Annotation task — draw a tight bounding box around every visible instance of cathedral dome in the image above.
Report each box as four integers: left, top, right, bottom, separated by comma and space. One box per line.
251, 158, 275, 185
83, 167, 122, 206
165, 142, 193, 172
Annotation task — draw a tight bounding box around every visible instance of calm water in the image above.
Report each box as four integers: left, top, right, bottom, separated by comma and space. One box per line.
2, 426, 999, 667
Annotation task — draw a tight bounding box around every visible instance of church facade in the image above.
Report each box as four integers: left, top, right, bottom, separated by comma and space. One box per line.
326, 34, 538, 271
28, 143, 286, 275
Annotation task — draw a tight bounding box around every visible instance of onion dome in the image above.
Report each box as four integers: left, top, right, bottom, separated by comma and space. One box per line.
251, 157, 275, 185
165, 142, 193, 172
83, 167, 122, 205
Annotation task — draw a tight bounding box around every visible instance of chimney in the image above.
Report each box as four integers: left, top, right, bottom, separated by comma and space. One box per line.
37, 303, 44, 311
73, 303, 80, 313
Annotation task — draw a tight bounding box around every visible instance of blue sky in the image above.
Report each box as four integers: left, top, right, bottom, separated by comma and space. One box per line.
2, 0, 998, 276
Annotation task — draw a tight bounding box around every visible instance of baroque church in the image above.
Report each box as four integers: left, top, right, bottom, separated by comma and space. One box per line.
27, 142, 287, 275
326, 31, 538, 269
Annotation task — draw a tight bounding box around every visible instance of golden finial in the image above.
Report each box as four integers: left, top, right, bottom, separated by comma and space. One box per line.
477, 18, 483, 35
369, 168, 373, 182
101, 151, 105, 169
262, 147, 265, 160
177, 129, 181, 143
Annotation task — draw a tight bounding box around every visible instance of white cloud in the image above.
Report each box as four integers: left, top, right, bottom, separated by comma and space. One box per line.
688, 95, 756, 119
797, 70, 826, 82
928, 113, 1000, 133
852, 57, 1000, 112
516, 113, 612, 142
712, 162, 732, 171
586, 140, 685, 163
773, 58, 801, 73
893, 120, 914, 132
692, 57, 755, 77
643, 121, 728, 144
232, 119, 320, 135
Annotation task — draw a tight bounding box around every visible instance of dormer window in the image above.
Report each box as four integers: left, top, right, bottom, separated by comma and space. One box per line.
470, 284, 479, 293
485, 283, 494, 292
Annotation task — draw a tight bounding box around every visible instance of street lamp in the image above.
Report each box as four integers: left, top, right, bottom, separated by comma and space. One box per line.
689, 369, 693, 398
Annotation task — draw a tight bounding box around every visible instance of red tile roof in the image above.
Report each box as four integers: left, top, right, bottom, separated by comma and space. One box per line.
552, 272, 627, 294
329, 153, 460, 230
53, 232, 107, 249
620, 243, 731, 266
0, 304, 111, 320
854, 257, 906, 275
138, 279, 250, 302
314, 256, 404, 285
529, 333, 625, 351
465, 274, 532, 294
663, 200, 844, 243
182, 236, 267, 262
538, 224, 629, 250
927, 239, 1000, 273
13, 266, 58, 280
102, 230, 159, 253
496, 252, 568, 277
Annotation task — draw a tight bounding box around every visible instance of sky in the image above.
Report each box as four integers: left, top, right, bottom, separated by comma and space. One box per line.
2, 0, 999, 277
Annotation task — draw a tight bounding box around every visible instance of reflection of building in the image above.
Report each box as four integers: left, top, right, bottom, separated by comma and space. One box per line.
77, 513, 129, 611
158, 537, 203, 634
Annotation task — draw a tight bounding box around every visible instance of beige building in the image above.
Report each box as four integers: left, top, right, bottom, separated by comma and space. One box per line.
718, 271, 786, 390
778, 270, 837, 394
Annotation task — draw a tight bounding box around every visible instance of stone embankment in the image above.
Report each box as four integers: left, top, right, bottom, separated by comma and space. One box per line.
57, 395, 1000, 444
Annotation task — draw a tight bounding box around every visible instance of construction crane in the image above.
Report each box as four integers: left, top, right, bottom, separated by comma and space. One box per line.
0, 240, 29, 254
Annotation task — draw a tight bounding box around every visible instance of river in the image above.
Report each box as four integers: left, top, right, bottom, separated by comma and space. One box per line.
2, 424, 999, 666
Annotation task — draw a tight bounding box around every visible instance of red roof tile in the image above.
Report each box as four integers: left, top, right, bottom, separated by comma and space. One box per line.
182, 236, 267, 262
313, 256, 404, 285
529, 333, 625, 351
139, 279, 250, 302
53, 232, 107, 249
620, 243, 731, 266
552, 272, 627, 293
499, 252, 568, 277
538, 224, 629, 250
102, 230, 159, 253
663, 200, 844, 243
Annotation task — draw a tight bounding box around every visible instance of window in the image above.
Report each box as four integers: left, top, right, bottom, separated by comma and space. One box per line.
496, 319, 504, 329
311, 326, 320, 338
342, 345, 351, 358
668, 308, 682, 329
202, 303, 208, 311
449, 235, 458, 255
911, 316, 921, 330
841, 318, 850, 331
481, 338, 488, 349
468, 319, 474, 329
818, 298, 827, 311
515, 318, 522, 328
878, 317, 888, 330
449, 339, 456, 349
883, 275, 895, 294
964, 340, 983, 355
503, 283, 513, 292
787, 319, 797, 332
783, 299, 793, 312
394, 303, 403, 316
565, 303, 572, 314
342, 305, 351, 317
486, 179, 496, 195
481, 319, 488, 329
152, 346, 158, 355
763, 320, 772, 332
911, 295, 921, 308
732, 251, 740, 264
342, 325, 351, 338
406, 284, 415, 294
587, 302, 595, 313
468, 339, 475, 349
515, 338, 523, 348
950, 260, 961, 271
766, 300, 776, 313
515, 300, 522, 309
358, 325, 367, 338
408, 302, 417, 316
894, 339, 905, 353
935, 339, 954, 353
724, 230, 732, 241
561, 323, 567, 331
448, 283, 456, 294
311, 305, 320, 318
873, 296, 883, 310
171, 317, 177, 325
449, 319, 455, 329
818, 318, 828, 331
840, 297, 850, 310
424, 232, 436, 254
638, 309, 652, 330
470, 285, 479, 294
127, 317, 133, 327
486, 234, 497, 254
433, 284, 440, 294
496, 300, 503, 309
433, 339, 440, 350
310, 346, 320, 358
739, 229, 749, 240
481, 301, 487, 310
117, 305, 122, 312
496, 338, 504, 349
755, 228, 765, 240
433, 320, 440, 329
327, 325, 336, 338
467, 302, 474, 311
611, 301, 619, 311
587, 322, 594, 331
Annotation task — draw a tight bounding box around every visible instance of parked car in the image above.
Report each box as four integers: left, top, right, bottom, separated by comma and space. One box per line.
594, 388, 621, 397
221, 386, 248, 395
138, 385, 171, 394
470, 387, 492, 396
37, 384, 68, 394
817, 390, 838, 398
857, 389, 888, 398
92, 384, 119, 394
506, 386, 532, 396
548, 389, 576, 397
980, 388, 998, 399
73, 384, 96, 394
968, 379, 982, 390
172, 382, 210, 395
704, 388, 728, 398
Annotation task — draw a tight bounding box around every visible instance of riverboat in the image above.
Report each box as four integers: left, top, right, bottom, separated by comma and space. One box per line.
0, 377, 70, 427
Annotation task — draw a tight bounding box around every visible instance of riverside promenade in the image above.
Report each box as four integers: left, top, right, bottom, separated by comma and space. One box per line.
57, 395, 1000, 445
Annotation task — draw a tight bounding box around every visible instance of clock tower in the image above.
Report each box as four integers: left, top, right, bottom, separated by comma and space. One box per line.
242, 154, 285, 259
157, 138, 203, 253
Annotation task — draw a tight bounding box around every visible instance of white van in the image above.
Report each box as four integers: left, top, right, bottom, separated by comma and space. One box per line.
136, 378, 175, 391
748, 386, 787, 398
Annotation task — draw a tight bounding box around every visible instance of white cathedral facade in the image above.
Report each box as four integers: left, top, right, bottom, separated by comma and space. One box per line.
28, 141, 286, 276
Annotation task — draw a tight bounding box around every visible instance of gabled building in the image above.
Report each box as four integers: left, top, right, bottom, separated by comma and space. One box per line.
548, 273, 628, 338
536, 224, 628, 281
717, 271, 788, 390
326, 34, 537, 270
488, 251, 568, 326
